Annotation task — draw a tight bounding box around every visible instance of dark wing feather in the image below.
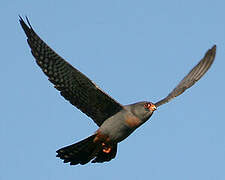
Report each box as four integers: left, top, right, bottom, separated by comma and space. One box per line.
19, 16, 123, 126
155, 45, 216, 107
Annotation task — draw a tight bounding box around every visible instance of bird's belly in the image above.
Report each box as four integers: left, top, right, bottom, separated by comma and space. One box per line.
98, 112, 137, 143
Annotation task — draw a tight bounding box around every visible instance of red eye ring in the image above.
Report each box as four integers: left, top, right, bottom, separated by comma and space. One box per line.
144, 102, 157, 111
144, 103, 151, 109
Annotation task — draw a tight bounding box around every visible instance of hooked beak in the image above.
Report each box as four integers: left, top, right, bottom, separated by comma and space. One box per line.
150, 104, 157, 111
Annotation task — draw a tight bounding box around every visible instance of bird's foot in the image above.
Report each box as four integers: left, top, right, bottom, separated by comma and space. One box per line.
102, 143, 112, 153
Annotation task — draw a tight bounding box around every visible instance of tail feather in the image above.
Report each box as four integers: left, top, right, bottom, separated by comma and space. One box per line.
56, 135, 118, 165
92, 144, 117, 163
56, 135, 98, 165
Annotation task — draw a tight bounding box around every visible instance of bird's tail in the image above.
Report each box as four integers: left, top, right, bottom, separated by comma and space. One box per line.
56, 134, 117, 165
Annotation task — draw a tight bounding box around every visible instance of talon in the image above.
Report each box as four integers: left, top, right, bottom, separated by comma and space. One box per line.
102, 143, 112, 153
103, 147, 112, 153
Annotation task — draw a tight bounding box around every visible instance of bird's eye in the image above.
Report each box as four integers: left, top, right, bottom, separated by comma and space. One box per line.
144, 103, 151, 109
144, 102, 157, 111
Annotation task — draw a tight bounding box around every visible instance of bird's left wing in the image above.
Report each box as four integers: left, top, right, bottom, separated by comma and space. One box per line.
19, 17, 123, 126
155, 45, 216, 107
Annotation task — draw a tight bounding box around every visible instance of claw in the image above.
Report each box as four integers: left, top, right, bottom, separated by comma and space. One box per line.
103, 147, 112, 153
102, 143, 112, 153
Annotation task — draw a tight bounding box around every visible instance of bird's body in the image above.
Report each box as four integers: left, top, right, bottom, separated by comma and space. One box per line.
98, 108, 134, 142
98, 102, 154, 142
56, 101, 155, 164
19, 16, 216, 165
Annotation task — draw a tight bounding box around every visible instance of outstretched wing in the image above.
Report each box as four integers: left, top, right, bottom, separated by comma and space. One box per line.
155, 45, 216, 107
19, 17, 123, 126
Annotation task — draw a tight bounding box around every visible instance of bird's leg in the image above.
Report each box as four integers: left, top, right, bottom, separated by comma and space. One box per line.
102, 143, 112, 153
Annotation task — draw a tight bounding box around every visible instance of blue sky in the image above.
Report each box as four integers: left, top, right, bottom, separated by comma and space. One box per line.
1, 0, 225, 180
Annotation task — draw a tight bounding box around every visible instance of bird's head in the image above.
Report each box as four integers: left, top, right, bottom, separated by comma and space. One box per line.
127, 101, 157, 123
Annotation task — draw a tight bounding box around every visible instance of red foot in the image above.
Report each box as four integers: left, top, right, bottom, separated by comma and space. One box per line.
102, 143, 112, 153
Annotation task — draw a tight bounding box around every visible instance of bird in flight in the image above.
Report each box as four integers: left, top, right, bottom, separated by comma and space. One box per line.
19, 16, 216, 165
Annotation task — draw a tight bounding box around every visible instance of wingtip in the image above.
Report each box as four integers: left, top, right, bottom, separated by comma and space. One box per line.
205, 44, 217, 57
25, 16, 33, 29
18, 15, 22, 21
18, 15, 24, 25
19, 15, 35, 39
212, 44, 216, 52
18, 15, 32, 28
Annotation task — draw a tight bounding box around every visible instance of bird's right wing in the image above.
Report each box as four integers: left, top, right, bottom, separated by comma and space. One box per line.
155, 45, 216, 107
19, 17, 123, 126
